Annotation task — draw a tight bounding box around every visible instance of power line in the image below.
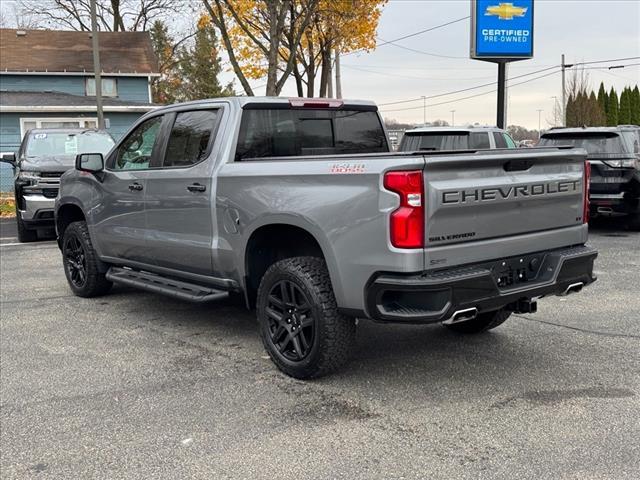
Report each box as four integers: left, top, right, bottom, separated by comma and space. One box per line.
377, 57, 640, 108
582, 62, 640, 70
343, 15, 469, 58
572, 56, 640, 66
377, 16, 469, 46
378, 65, 558, 106
375, 37, 467, 59
340, 64, 497, 82
380, 70, 560, 113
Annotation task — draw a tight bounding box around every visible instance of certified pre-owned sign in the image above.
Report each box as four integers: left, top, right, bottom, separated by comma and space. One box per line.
470, 0, 534, 60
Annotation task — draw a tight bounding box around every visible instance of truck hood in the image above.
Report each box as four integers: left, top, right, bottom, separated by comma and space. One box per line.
19, 156, 76, 173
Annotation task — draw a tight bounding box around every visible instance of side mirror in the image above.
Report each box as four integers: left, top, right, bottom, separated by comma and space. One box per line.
0, 152, 16, 167
76, 153, 104, 173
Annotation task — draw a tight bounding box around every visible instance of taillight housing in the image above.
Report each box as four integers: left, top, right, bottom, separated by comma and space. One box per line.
384, 170, 424, 248
583, 160, 591, 224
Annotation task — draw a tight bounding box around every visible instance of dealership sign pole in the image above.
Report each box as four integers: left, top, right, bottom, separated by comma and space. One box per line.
470, 0, 534, 128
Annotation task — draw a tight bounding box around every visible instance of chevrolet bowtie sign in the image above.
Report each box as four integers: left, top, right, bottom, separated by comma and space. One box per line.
485, 2, 528, 20
471, 0, 534, 59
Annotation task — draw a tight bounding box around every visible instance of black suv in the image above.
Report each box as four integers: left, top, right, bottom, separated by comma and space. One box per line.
539, 127, 640, 229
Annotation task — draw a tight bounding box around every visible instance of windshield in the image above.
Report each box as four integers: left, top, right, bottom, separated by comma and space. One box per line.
26, 131, 114, 160
538, 133, 628, 155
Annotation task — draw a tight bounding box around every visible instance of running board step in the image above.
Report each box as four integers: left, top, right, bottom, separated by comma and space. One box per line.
106, 267, 229, 303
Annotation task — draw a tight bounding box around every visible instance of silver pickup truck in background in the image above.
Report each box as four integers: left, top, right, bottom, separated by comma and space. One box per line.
55, 97, 597, 378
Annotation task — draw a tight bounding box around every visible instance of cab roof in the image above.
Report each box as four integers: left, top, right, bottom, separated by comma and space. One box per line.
404, 125, 505, 134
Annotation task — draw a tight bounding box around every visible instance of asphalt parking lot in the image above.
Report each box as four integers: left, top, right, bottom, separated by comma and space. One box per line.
1, 217, 638, 479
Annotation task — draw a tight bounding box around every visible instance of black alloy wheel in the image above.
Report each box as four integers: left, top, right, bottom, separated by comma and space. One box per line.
265, 280, 316, 362
64, 233, 87, 289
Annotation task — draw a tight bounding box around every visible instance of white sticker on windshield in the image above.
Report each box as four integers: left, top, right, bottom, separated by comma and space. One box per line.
34, 133, 47, 139
65, 137, 78, 155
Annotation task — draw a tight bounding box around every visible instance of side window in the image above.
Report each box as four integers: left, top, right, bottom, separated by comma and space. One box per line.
114, 116, 162, 170
493, 132, 508, 148
163, 110, 219, 168
469, 132, 490, 149
503, 133, 517, 148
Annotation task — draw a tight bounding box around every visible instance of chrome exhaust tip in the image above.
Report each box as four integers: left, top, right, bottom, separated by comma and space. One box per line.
443, 307, 478, 325
597, 207, 613, 215
560, 282, 584, 296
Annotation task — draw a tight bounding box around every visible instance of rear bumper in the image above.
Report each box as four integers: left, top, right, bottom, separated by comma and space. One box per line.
590, 192, 639, 216
365, 245, 597, 323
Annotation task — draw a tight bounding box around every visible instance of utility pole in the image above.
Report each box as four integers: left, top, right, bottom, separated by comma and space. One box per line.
450, 110, 456, 126
537, 109, 543, 138
90, 0, 104, 129
421, 96, 426, 125
561, 54, 566, 127
335, 48, 342, 99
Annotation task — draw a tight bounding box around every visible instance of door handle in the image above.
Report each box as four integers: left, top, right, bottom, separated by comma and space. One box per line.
187, 183, 207, 192
128, 182, 143, 191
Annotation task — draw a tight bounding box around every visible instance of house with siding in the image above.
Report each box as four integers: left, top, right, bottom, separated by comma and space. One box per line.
0, 28, 159, 191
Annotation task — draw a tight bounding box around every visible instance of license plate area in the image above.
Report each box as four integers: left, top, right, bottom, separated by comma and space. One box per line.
491, 253, 545, 289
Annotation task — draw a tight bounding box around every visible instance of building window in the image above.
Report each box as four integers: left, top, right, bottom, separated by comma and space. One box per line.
86, 78, 117, 97
20, 117, 98, 138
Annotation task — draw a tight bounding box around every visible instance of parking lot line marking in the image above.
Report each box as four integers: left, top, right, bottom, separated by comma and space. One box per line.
1, 241, 56, 247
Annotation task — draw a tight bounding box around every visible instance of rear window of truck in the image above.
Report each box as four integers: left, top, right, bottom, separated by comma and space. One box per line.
235, 108, 388, 161
538, 132, 629, 155
400, 131, 494, 151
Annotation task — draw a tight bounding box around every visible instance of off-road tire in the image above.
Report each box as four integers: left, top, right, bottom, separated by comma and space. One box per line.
256, 256, 356, 379
15, 208, 37, 242
62, 221, 112, 297
444, 308, 511, 334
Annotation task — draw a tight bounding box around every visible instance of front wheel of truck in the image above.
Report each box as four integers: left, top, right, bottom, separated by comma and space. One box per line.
257, 256, 356, 379
62, 221, 112, 298
444, 308, 511, 334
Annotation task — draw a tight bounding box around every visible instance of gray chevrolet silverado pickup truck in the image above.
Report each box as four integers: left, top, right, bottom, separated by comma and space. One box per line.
55, 97, 597, 378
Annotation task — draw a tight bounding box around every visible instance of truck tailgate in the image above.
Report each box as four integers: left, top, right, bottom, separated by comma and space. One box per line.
424, 148, 587, 247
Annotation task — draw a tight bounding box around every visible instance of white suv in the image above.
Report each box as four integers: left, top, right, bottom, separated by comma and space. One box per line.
399, 126, 517, 151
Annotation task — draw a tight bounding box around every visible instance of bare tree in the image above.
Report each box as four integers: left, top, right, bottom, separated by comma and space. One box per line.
0, 2, 39, 28
19, 0, 184, 32
203, 0, 319, 96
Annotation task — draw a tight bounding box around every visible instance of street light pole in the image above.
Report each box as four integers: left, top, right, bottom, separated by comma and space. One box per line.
450, 110, 455, 126
537, 109, 543, 139
550, 96, 558, 127
90, 0, 104, 129
560, 54, 574, 127
421, 96, 426, 125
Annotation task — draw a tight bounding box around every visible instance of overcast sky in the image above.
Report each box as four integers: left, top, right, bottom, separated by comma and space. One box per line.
2, 0, 638, 129
272, 0, 640, 129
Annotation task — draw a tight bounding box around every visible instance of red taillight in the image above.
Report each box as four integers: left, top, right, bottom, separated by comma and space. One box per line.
288, 98, 343, 108
583, 160, 591, 224
384, 170, 424, 249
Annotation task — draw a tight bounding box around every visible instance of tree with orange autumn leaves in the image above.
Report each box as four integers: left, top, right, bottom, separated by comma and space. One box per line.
202, 0, 386, 97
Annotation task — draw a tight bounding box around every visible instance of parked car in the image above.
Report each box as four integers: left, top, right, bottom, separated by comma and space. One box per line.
517, 139, 535, 148
55, 97, 596, 379
1, 129, 115, 242
618, 125, 640, 155
398, 126, 517, 151
538, 127, 640, 229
